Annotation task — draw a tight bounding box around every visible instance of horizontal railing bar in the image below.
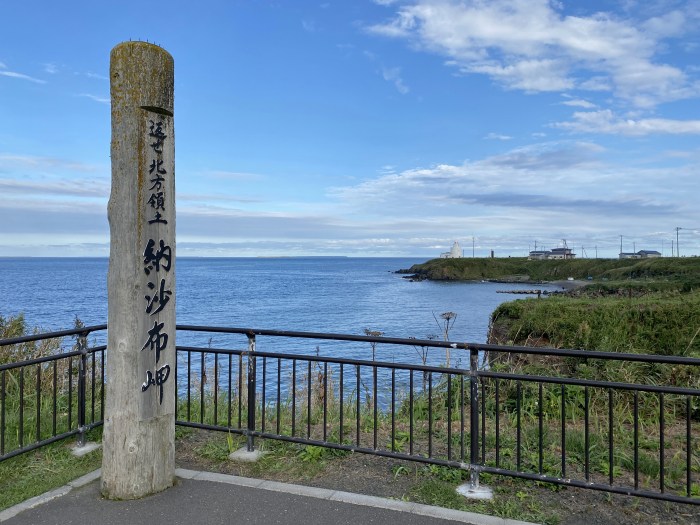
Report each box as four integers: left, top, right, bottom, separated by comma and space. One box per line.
175, 420, 245, 434
2, 323, 696, 367
0, 430, 79, 462
479, 465, 700, 506
175, 419, 466, 468
0, 419, 103, 462
176, 346, 246, 357
0, 346, 106, 372
0, 325, 107, 346
250, 432, 460, 467
177, 325, 466, 348
176, 325, 700, 366
176, 344, 699, 392
476, 343, 700, 366
176, 346, 466, 374
480, 370, 700, 396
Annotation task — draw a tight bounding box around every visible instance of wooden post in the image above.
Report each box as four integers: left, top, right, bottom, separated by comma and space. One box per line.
102, 41, 176, 499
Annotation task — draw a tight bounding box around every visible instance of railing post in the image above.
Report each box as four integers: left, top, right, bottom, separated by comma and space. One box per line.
246, 333, 256, 452
469, 346, 480, 490
458, 344, 492, 499
76, 331, 89, 447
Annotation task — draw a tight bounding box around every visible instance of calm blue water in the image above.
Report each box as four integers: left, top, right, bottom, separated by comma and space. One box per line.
0, 257, 560, 364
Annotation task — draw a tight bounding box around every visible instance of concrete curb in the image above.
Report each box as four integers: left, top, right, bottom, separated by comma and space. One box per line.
0, 469, 101, 522
176, 468, 539, 525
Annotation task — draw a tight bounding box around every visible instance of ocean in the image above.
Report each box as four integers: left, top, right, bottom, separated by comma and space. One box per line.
0, 257, 560, 364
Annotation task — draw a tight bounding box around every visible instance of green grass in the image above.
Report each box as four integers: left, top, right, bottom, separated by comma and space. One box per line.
0, 429, 102, 511
399, 256, 700, 285
491, 289, 700, 356
407, 473, 561, 525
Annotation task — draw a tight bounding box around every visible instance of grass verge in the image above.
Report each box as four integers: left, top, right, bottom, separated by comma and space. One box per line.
0, 429, 102, 511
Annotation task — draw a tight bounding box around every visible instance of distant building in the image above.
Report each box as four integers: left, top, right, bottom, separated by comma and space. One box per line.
619, 252, 639, 259
549, 247, 576, 259
619, 250, 662, 259
440, 241, 463, 259
528, 248, 576, 260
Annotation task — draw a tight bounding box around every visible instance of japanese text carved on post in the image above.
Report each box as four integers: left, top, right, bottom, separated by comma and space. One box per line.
103, 41, 175, 500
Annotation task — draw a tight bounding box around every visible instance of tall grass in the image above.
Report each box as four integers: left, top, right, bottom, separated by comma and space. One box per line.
0, 315, 104, 459
177, 348, 700, 500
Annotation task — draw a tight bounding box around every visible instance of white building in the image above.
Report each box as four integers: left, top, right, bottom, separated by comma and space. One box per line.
440, 241, 463, 258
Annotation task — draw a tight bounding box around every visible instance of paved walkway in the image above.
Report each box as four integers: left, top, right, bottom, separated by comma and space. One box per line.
0, 469, 538, 525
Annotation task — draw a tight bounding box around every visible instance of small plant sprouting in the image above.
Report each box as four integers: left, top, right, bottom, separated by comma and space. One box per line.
392, 465, 410, 480
226, 430, 235, 454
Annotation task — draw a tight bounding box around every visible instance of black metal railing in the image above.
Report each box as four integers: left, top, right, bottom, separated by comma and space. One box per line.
175, 325, 700, 505
0, 325, 107, 461
1, 323, 698, 505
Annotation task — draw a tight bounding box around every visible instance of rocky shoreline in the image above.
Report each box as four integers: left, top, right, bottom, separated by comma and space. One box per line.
396, 263, 590, 291
397, 268, 588, 291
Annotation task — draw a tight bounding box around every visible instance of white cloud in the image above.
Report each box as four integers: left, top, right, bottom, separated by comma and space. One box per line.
553, 109, 700, 135
0, 63, 46, 84
326, 139, 698, 244
382, 66, 409, 94
85, 72, 109, 81
78, 93, 109, 104
561, 98, 596, 108
578, 76, 612, 91
363, 49, 410, 94
642, 9, 687, 38
0, 178, 108, 198
469, 58, 573, 92
367, 1, 699, 107
2, 139, 697, 256
484, 132, 512, 140
0, 153, 102, 173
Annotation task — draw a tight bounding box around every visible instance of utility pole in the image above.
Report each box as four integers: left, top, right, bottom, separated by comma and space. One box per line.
676, 227, 681, 257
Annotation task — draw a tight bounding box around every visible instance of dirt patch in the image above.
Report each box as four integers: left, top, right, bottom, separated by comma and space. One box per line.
175, 429, 700, 525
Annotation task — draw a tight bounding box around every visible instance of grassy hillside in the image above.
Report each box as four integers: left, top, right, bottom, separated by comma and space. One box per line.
398, 256, 700, 286
484, 260, 700, 394
489, 290, 700, 357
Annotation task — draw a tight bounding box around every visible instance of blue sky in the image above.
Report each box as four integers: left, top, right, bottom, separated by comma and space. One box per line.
1, 0, 699, 258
